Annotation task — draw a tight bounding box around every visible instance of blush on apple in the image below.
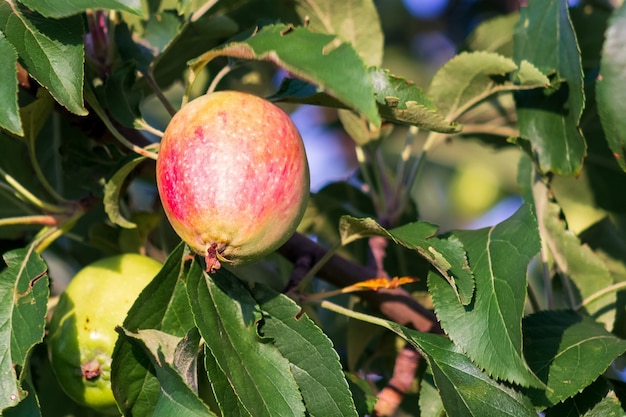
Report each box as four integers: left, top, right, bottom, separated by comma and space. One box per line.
156, 90, 310, 272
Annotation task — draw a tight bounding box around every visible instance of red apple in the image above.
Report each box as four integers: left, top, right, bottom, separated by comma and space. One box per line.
156, 90, 309, 271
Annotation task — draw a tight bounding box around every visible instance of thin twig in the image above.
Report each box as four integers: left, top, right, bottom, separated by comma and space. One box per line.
145, 70, 177, 117
279, 233, 441, 333
0, 169, 70, 214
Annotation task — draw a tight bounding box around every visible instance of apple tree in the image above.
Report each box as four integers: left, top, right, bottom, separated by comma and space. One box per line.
2, 0, 626, 416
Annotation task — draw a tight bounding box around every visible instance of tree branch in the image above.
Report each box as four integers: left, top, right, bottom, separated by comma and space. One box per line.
278, 233, 441, 334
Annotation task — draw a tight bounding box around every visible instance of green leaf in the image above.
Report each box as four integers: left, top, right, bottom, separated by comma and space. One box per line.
466, 12, 519, 56
429, 204, 543, 387
543, 378, 619, 417
428, 51, 524, 120
0, 30, 21, 135
103, 156, 146, 229
530, 171, 615, 327
272, 68, 459, 134
112, 243, 196, 417
294, 0, 383, 67
104, 62, 143, 129
189, 23, 380, 128
418, 371, 445, 417
0, 1, 86, 116
363, 314, 538, 417
19, 89, 55, 146
415, 333, 536, 417
17, 0, 143, 18
597, 2, 626, 173
339, 216, 474, 305
0, 248, 49, 411
344, 373, 377, 417
187, 262, 306, 417
370, 67, 461, 132
119, 328, 217, 417
150, 13, 239, 89
524, 310, 626, 407
251, 284, 358, 417
513, 0, 586, 175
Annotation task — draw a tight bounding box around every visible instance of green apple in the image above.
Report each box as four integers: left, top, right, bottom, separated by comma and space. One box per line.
47, 254, 162, 415
156, 90, 309, 272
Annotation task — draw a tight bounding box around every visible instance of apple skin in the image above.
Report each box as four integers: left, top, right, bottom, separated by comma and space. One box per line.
156, 91, 309, 271
47, 254, 162, 415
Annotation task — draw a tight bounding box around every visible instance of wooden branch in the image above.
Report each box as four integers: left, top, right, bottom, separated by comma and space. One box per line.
278, 232, 442, 334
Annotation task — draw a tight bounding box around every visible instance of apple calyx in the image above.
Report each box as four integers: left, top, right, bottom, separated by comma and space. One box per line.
81, 359, 101, 380
205, 242, 233, 273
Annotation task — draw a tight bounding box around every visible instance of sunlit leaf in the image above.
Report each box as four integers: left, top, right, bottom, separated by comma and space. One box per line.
428, 51, 524, 119
0, 248, 49, 410
187, 262, 306, 416
429, 204, 543, 387
597, 2, 626, 173
272, 69, 459, 134
252, 284, 359, 417
0, 31, 21, 135
466, 12, 519, 56
189, 24, 380, 127
17, 0, 143, 18
0, 1, 86, 116
294, 0, 383, 67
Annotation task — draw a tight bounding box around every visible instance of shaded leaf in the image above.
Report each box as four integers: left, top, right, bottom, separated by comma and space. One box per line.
418, 371, 445, 417
0, 31, 21, 135
544, 378, 617, 417
189, 23, 380, 127
0, 1, 86, 116
513, 0, 586, 175
187, 261, 305, 416
103, 156, 146, 229
530, 169, 615, 327
112, 243, 196, 417
19, 89, 55, 147
119, 328, 216, 417
339, 216, 474, 305
429, 204, 543, 387
332, 306, 538, 417
597, 2, 626, 173
294, 0, 383, 67
524, 310, 626, 407
466, 12, 519, 56
252, 284, 358, 417
345, 373, 377, 417
105, 62, 143, 128
0, 248, 49, 411
17, 0, 143, 18
150, 13, 238, 89
370, 67, 461, 132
